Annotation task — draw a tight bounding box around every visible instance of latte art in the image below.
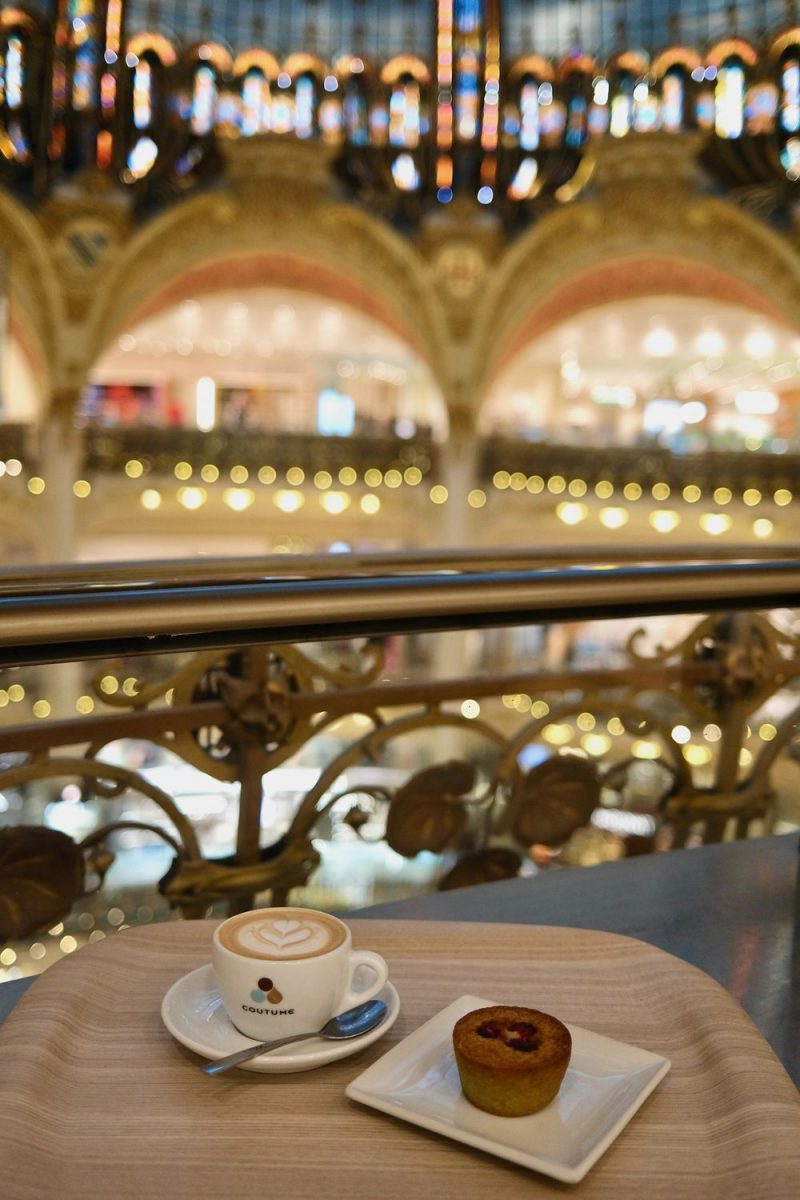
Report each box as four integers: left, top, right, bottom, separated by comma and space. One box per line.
218, 908, 346, 960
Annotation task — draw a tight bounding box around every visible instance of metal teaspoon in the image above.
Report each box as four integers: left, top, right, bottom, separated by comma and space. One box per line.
202, 997, 389, 1075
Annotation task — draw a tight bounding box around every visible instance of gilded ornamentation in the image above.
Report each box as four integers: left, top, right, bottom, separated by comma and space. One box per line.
438, 848, 523, 891
475, 165, 800, 399
385, 762, 474, 857
628, 612, 794, 718
159, 837, 321, 907
1, 606, 798, 919
89, 641, 384, 781
0, 826, 85, 943
4, 117, 800, 441
432, 243, 487, 300
505, 757, 600, 847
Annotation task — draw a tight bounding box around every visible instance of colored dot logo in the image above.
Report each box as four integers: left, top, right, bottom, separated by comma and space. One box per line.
250, 976, 283, 1004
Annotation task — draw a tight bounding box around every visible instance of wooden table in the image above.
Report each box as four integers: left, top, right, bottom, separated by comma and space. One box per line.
351, 832, 800, 1089
2, 917, 799, 1198
2, 833, 798, 1087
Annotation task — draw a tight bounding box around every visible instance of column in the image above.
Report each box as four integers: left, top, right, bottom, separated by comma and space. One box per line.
39, 390, 83, 718
437, 404, 480, 552
431, 404, 482, 718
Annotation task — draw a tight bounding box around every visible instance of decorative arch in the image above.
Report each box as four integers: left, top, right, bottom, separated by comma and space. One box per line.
557, 53, 597, 81
234, 48, 279, 80
473, 190, 800, 398
508, 55, 554, 84
770, 28, 800, 61
334, 54, 373, 80
283, 53, 328, 82
606, 51, 649, 76
127, 32, 177, 66
651, 46, 702, 77
381, 56, 430, 85
81, 173, 450, 399
183, 41, 232, 74
0, 190, 63, 403
706, 39, 758, 68
0, 7, 37, 32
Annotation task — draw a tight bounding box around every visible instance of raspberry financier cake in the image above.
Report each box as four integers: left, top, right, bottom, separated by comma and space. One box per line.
452, 1005, 572, 1117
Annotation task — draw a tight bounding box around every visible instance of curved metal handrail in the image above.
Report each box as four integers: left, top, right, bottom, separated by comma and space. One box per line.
0, 550, 799, 667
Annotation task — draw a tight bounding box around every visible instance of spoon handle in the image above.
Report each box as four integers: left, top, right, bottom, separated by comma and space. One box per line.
202, 1031, 316, 1075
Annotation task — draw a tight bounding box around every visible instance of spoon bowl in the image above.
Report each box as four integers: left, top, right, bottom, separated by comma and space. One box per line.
202, 997, 388, 1075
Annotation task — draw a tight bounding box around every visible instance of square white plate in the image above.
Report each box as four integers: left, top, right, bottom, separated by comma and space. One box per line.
346, 994, 670, 1184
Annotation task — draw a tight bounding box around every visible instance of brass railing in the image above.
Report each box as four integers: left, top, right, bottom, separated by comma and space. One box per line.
82, 428, 437, 480
1, 551, 800, 947
20, 428, 800, 498
480, 441, 800, 493
10, 430, 800, 517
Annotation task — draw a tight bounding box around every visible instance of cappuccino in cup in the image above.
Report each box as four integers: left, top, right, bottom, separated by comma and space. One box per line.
212, 907, 389, 1041
216, 909, 346, 961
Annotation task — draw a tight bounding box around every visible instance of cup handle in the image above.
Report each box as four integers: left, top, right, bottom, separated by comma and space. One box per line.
340, 950, 389, 1011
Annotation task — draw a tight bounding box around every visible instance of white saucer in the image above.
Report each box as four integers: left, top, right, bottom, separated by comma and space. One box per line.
346, 994, 670, 1184
161, 964, 400, 1074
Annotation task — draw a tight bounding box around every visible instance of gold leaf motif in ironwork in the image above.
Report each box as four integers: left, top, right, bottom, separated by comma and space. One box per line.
0, 826, 85, 943
509, 757, 599, 847
438, 848, 522, 891
385, 761, 473, 858
158, 837, 321, 907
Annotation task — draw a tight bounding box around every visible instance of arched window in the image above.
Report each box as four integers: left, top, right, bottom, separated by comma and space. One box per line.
133, 59, 152, 130
607, 54, 648, 140
191, 64, 216, 136
182, 44, 232, 137
559, 58, 594, 147
5, 34, 22, 110
294, 74, 316, 138
632, 82, 659, 132
234, 51, 278, 137
318, 87, 343, 144
780, 53, 800, 134
715, 59, 745, 138
69, 0, 98, 111
119, 34, 177, 179
507, 58, 553, 152
0, 10, 39, 162
126, 33, 177, 133
767, 31, 800, 140
707, 40, 757, 139
388, 78, 422, 149
281, 54, 325, 140
661, 68, 685, 132
382, 55, 428, 150
338, 58, 370, 146
650, 48, 700, 135
240, 69, 269, 135
610, 71, 634, 138
271, 79, 294, 134
519, 78, 539, 150
588, 76, 610, 138
556, 56, 595, 147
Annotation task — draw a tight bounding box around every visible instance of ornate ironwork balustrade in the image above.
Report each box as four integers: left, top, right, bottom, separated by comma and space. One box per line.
2, 552, 800, 946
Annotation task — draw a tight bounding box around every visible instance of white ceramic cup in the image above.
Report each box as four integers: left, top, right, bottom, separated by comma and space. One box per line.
211, 907, 389, 1041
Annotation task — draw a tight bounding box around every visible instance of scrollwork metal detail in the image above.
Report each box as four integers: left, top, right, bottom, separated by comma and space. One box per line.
0, 826, 86, 943
3, 606, 800, 923
385, 762, 475, 857
504, 756, 600, 848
